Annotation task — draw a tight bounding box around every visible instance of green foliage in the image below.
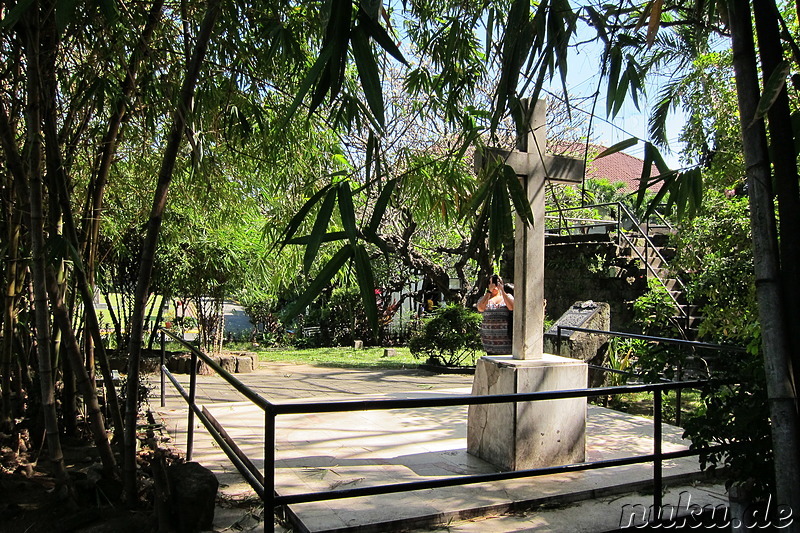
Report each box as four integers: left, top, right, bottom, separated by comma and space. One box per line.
672, 192, 757, 347
629, 279, 686, 381
313, 287, 372, 348
682, 352, 773, 498
239, 294, 288, 347
407, 304, 482, 367
632, 278, 676, 334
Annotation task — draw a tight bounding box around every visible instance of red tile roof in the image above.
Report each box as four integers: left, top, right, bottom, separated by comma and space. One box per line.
553, 143, 662, 192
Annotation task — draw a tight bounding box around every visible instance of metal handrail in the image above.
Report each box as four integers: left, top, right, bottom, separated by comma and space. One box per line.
158, 328, 725, 529
615, 202, 692, 336
554, 325, 746, 354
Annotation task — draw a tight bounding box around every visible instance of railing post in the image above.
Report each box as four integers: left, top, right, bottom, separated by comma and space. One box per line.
160, 329, 166, 408
187, 350, 198, 461
556, 326, 562, 355
653, 387, 663, 520
264, 408, 276, 531
675, 364, 683, 426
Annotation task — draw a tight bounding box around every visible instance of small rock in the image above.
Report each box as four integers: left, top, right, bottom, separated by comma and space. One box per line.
236, 356, 253, 373
219, 356, 236, 374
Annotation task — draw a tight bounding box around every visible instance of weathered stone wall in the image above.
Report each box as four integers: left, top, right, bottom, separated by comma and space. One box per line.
544, 237, 647, 332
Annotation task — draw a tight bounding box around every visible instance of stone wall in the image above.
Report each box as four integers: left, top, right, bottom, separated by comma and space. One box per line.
544, 236, 647, 332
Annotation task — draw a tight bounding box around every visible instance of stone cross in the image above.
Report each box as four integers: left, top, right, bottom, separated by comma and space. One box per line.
476, 99, 584, 360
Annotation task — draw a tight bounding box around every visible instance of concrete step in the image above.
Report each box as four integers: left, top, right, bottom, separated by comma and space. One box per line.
671, 315, 703, 330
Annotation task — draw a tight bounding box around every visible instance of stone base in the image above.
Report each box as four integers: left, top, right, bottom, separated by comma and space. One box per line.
467, 354, 587, 471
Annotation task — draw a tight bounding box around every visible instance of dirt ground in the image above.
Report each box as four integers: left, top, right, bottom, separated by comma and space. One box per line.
0, 429, 167, 533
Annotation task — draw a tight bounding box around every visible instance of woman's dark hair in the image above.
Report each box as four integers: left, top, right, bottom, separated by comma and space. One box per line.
504, 283, 514, 295
491, 274, 499, 285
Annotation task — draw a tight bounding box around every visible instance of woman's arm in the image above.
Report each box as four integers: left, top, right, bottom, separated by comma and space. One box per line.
477, 291, 491, 312
499, 287, 514, 311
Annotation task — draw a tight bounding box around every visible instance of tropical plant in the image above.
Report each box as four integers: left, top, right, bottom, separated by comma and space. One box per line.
408, 304, 483, 367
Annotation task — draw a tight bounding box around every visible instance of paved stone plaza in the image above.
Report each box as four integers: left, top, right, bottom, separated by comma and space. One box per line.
149, 363, 726, 532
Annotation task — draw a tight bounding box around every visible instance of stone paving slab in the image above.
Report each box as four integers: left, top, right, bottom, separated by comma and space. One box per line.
148, 364, 714, 532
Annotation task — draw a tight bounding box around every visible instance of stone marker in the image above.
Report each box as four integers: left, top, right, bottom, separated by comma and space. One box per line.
544, 300, 611, 360
354, 340, 364, 350
167, 461, 218, 532
544, 300, 611, 388
383, 348, 398, 358
468, 99, 589, 470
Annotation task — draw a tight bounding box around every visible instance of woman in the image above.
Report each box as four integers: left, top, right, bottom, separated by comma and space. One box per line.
477, 275, 514, 355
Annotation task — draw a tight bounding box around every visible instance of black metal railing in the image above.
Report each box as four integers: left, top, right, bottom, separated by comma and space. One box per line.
553, 325, 745, 425
158, 328, 724, 530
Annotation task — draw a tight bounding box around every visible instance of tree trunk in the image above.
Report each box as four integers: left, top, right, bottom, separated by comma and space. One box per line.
1, 203, 22, 432
23, 0, 68, 484
752, 0, 800, 432
123, 0, 222, 505
147, 295, 167, 350
42, 105, 125, 442
0, 97, 31, 435
729, 0, 800, 523
45, 268, 117, 477
79, 0, 166, 399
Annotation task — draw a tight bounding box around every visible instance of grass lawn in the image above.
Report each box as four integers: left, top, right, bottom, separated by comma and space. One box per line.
257, 346, 422, 369
591, 389, 704, 426
223, 344, 423, 369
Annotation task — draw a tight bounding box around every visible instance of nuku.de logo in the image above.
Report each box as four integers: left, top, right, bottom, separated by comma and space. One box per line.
619, 491, 794, 529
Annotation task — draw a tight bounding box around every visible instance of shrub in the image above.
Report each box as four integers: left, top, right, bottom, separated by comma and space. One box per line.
408, 304, 482, 367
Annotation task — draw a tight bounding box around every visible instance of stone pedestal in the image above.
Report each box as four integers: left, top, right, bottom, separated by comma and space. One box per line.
467, 354, 587, 470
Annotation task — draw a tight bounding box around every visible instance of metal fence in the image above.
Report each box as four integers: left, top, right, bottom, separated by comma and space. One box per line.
157, 328, 726, 529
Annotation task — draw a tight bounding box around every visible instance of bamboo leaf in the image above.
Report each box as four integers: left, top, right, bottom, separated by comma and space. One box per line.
637, 142, 654, 207
351, 25, 385, 127
584, 6, 608, 44
282, 44, 335, 124
487, 178, 513, 260
357, 6, 408, 66
353, 243, 379, 337
485, 8, 495, 58
303, 189, 337, 273
283, 245, 353, 321
612, 69, 629, 117
367, 178, 396, 234
606, 46, 622, 116
461, 152, 500, 219
634, 0, 652, 31
649, 143, 671, 174
641, 171, 676, 218
276, 184, 334, 251
326, 0, 354, 100
338, 180, 358, 244
751, 60, 791, 127
0, 0, 34, 28
492, 0, 531, 131
56, 0, 77, 33
503, 164, 533, 226
286, 231, 347, 245
365, 131, 376, 182
596, 138, 638, 159
689, 167, 703, 216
